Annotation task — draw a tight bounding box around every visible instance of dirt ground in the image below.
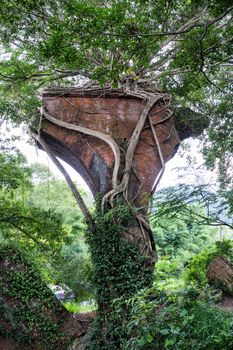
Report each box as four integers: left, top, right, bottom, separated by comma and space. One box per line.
0, 311, 95, 350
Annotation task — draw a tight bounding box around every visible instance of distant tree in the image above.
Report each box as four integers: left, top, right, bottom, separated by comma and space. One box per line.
29, 164, 86, 235
27, 164, 93, 299
0, 141, 68, 255
152, 184, 233, 230
151, 208, 217, 260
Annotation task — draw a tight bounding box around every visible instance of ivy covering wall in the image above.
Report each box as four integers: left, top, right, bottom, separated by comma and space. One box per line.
86, 199, 153, 349
0, 244, 79, 350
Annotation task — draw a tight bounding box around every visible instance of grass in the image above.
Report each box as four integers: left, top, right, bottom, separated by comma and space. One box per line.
62, 300, 97, 313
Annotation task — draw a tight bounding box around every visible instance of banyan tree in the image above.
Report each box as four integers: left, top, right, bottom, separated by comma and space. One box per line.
0, 1, 232, 347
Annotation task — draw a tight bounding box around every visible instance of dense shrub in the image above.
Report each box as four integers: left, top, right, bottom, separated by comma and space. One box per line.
113, 286, 233, 350
0, 243, 73, 350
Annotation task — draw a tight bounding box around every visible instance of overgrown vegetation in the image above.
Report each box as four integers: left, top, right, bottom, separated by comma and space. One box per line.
27, 163, 93, 301
0, 1, 233, 349
2, 138, 233, 349
0, 145, 68, 256
86, 240, 233, 350
123, 239, 233, 350
115, 286, 233, 350
184, 240, 233, 289
86, 198, 153, 349
0, 244, 71, 350
1, 1, 232, 190
0, 137, 93, 305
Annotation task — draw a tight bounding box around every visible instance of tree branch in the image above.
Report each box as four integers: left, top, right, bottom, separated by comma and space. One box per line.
0, 219, 42, 245
32, 132, 94, 226
98, 6, 232, 41
149, 115, 165, 195
102, 92, 168, 207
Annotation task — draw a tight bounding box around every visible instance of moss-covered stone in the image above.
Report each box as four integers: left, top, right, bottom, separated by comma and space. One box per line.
0, 244, 92, 350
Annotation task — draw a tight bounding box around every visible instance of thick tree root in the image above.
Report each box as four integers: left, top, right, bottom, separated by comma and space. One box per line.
101, 93, 167, 208
40, 107, 121, 190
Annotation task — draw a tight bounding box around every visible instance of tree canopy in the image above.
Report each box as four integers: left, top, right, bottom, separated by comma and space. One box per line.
0, 139, 69, 253
0, 0, 232, 188
0, 0, 232, 88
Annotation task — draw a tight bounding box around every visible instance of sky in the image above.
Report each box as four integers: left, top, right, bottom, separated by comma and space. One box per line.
14, 127, 208, 193
5, 123, 231, 228
14, 131, 91, 191
5, 117, 218, 196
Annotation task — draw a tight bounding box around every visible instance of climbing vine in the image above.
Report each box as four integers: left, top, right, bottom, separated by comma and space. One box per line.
85, 197, 153, 349
0, 244, 71, 350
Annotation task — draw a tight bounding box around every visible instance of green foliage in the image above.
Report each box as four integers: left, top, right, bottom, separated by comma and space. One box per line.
0, 146, 93, 304
87, 198, 153, 305
0, 243, 71, 349
27, 163, 93, 300
120, 287, 233, 350
86, 237, 233, 350
0, 1, 232, 193
152, 184, 232, 229
0, 1, 231, 86
0, 151, 31, 190
63, 300, 96, 313
56, 253, 94, 302
0, 3, 232, 348
151, 212, 216, 260
151, 191, 219, 292
203, 94, 233, 190
0, 141, 69, 254
0, 1, 232, 141
28, 167, 86, 237
0, 141, 90, 307
154, 258, 185, 293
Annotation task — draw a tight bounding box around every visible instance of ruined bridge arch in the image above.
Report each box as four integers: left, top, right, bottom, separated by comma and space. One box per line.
35, 85, 205, 265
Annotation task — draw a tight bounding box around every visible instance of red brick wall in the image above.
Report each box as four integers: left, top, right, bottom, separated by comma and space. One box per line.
42, 94, 180, 200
